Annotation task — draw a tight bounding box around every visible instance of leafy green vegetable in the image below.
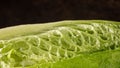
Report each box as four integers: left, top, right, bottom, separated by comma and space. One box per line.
0, 20, 120, 68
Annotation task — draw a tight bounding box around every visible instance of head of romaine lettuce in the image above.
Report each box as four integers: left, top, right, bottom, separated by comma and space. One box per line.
0, 20, 120, 68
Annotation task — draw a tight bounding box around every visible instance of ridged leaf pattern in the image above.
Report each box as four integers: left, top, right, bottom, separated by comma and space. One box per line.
0, 23, 120, 67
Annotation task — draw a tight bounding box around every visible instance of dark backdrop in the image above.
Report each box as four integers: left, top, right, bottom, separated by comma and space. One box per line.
0, 0, 120, 28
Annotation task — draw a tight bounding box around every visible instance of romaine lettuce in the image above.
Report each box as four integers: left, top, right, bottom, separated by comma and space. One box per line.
0, 20, 120, 68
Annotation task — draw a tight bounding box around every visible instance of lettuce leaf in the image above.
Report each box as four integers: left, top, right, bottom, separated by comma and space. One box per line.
0, 20, 120, 68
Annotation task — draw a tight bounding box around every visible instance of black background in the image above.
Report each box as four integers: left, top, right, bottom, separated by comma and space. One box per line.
0, 0, 120, 28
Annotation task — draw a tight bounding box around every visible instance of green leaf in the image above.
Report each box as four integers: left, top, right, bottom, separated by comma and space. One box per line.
0, 20, 120, 68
